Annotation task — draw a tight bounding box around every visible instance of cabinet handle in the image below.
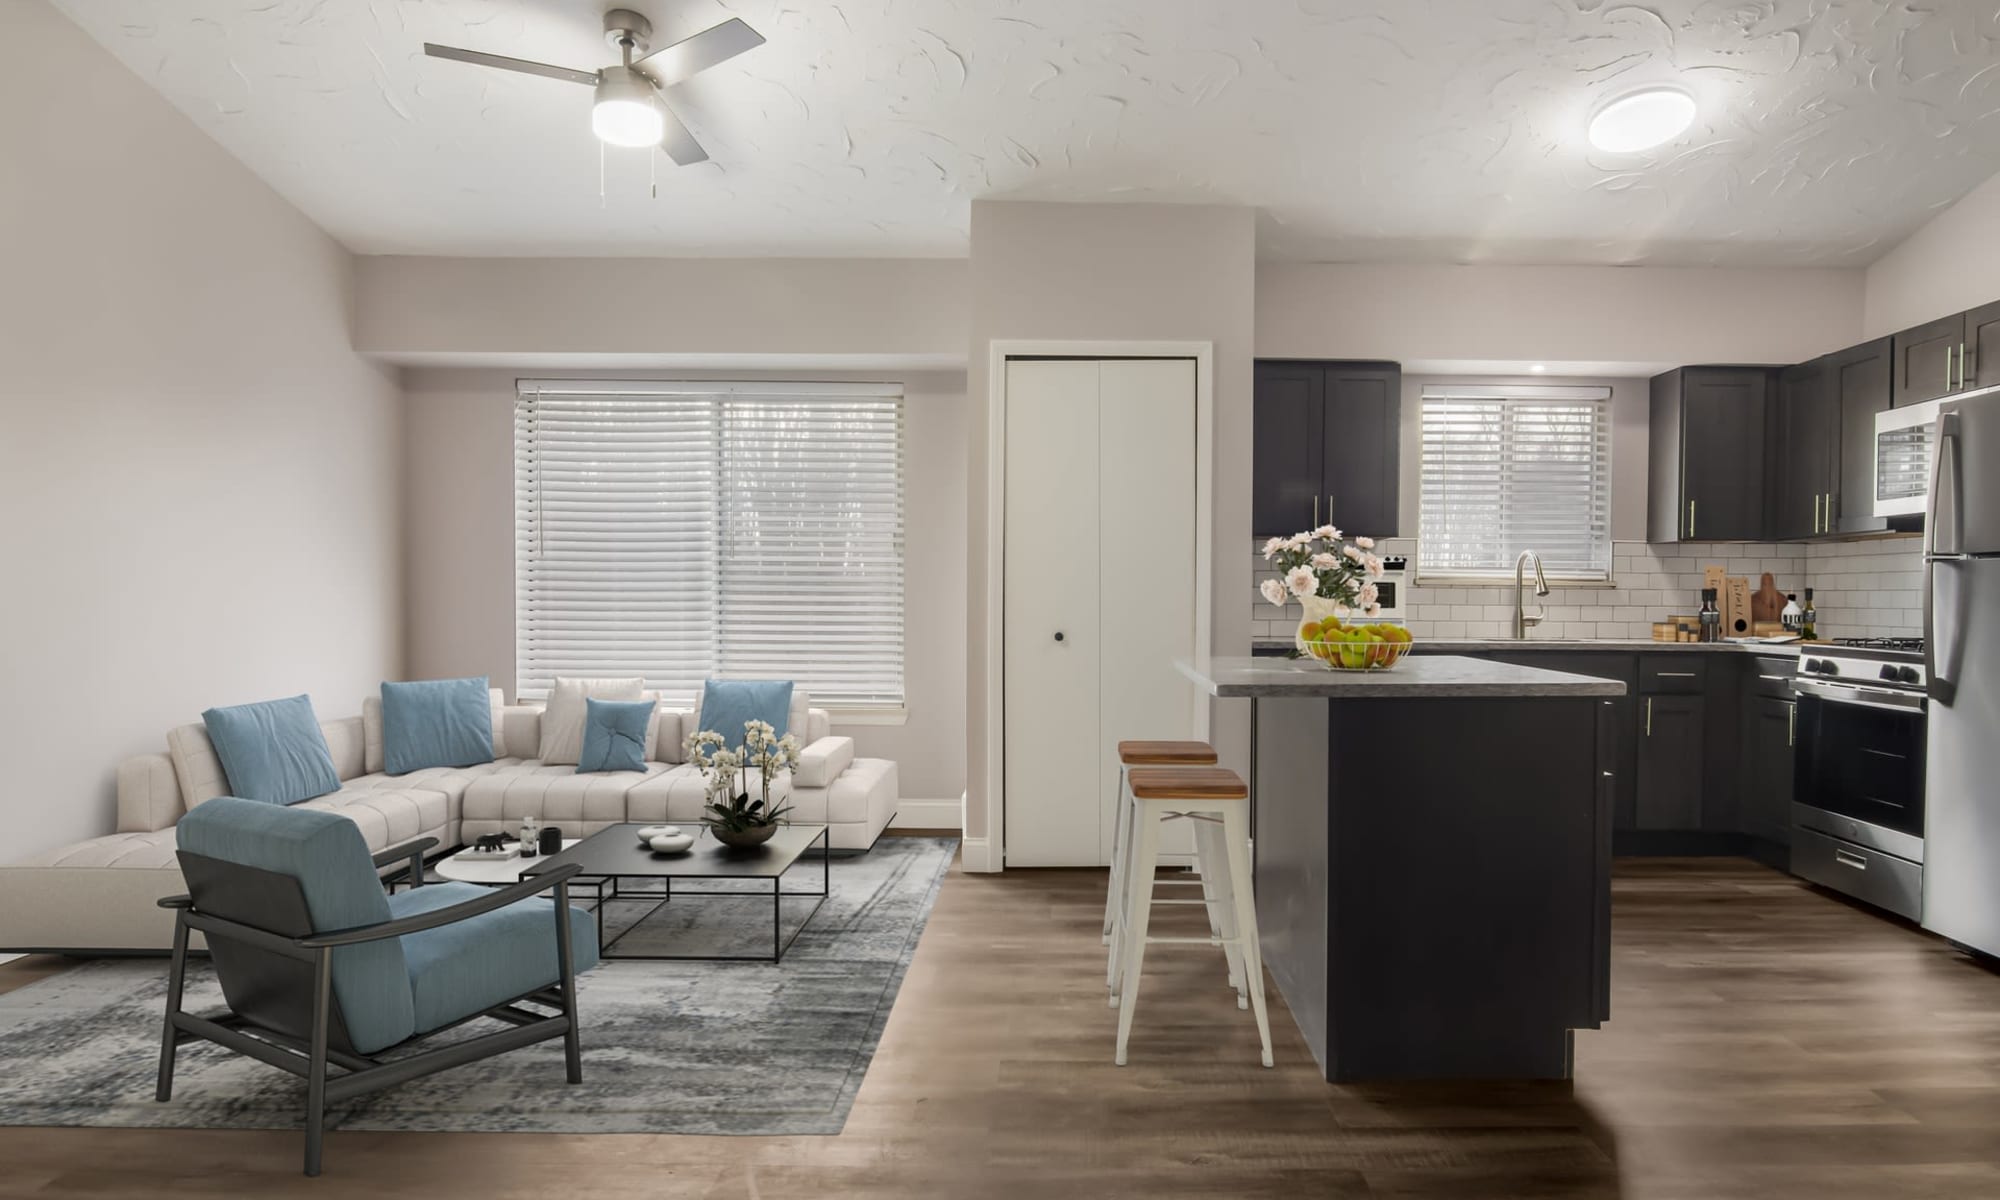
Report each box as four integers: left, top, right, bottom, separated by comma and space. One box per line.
1960, 342, 1968, 390
1656, 671, 1697, 678
1645, 697, 1653, 736
1813, 492, 1822, 534
1758, 673, 1790, 682
1788, 702, 1795, 747
1825, 491, 1835, 532
1313, 495, 1319, 528
1834, 848, 1868, 871
1687, 500, 1696, 539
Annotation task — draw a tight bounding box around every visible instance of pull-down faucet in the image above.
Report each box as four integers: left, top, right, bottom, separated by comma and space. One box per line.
1513, 550, 1551, 639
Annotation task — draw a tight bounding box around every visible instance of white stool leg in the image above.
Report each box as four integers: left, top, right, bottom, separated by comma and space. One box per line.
1221, 803, 1273, 1068
1113, 804, 1161, 1066
1106, 782, 1139, 1001
1102, 765, 1132, 943
1193, 814, 1247, 1006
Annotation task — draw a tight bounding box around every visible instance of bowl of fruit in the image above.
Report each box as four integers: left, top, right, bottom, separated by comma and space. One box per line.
1298, 619, 1415, 671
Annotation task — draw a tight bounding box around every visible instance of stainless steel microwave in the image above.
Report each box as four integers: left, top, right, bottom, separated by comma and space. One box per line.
1875, 384, 2000, 518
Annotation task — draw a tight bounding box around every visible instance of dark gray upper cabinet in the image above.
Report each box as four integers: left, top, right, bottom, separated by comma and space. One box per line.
1648, 366, 1773, 542
1252, 360, 1400, 539
1830, 338, 1894, 535
1969, 300, 2000, 391
1769, 361, 1836, 540
1892, 312, 1965, 406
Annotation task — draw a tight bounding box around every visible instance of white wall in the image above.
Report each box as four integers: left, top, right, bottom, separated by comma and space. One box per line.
0, 2, 402, 857
354, 256, 968, 365
1258, 263, 1867, 368
398, 367, 969, 807
965, 201, 1258, 866
1864, 170, 2000, 339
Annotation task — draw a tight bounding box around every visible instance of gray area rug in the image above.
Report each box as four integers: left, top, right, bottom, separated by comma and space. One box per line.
0, 836, 955, 1135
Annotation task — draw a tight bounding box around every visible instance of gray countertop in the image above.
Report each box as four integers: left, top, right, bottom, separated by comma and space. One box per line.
1252, 637, 1806, 656
1180, 655, 1630, 698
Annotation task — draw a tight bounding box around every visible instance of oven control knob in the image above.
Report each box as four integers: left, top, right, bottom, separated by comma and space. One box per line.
1881, 665, 1899, 682
1803, 658, 1822, 674
1898, 666, 1922, 685
1821, 660, 1839, 676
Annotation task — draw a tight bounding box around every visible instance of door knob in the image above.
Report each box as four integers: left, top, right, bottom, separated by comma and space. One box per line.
1053, 631, 1065, 642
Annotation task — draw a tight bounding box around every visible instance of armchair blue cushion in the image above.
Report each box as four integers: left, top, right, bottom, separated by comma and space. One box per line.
176, 798, 599, 1056
176, 797, 416, 1053
390, 883, 600, 1033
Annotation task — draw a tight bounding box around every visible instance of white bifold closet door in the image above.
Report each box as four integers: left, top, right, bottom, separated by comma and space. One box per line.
1004, 358, 1198, 868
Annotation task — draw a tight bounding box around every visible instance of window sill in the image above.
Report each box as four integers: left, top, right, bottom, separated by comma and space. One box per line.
1414, 574, 1616, 589
826, 707, 909, 727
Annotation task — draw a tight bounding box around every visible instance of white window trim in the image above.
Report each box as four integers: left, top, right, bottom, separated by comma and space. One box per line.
1415, 382, 1615, 585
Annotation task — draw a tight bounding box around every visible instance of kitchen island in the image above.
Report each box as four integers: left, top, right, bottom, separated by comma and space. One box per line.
1179, 655, 1626, 1082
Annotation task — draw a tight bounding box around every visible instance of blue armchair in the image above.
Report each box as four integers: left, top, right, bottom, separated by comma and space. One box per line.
156, 797, 598, 1176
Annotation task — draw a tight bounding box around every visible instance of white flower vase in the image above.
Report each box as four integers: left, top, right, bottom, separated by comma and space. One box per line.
1295, 594, 1347, 652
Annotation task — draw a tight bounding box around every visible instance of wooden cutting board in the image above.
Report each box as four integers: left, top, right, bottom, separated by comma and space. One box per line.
1751, 573, 1786, 623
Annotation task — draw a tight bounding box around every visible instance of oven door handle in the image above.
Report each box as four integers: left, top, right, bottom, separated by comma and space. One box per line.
1794, 680, 1927, 713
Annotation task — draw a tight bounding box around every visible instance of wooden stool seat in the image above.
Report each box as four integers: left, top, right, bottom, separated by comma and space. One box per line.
1126, 766, 1248, 801
1116, 740, 1218, 766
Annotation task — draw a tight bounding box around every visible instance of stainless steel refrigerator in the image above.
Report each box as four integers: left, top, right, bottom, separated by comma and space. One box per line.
1919, 386, 2000, 956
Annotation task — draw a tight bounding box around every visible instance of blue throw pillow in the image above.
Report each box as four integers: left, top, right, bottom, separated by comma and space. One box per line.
577, 698, 655, 773
382, 677, 496, 775
698, 679, 794, 752
201, 694, 342, 805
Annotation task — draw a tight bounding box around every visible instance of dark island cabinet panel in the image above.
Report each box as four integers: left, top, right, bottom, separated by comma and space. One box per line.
1253, 360, 1400, 540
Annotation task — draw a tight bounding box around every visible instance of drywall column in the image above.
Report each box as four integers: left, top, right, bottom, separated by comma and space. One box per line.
965, 201, 1256, 871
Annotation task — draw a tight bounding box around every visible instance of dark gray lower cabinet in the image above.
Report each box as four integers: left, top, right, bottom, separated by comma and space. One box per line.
1740, 695, 1796, 846
1636, 694, 1704, 829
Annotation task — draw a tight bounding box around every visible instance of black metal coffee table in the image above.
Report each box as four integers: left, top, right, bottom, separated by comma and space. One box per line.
524, 823, 829, 963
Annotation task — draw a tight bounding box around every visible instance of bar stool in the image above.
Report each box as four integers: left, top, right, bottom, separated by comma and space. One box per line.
1112, 765, 1273, 1068
1103, 740, 1219, 945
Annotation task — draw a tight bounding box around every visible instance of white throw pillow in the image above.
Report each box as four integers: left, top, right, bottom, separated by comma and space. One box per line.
539, 676, 645, 765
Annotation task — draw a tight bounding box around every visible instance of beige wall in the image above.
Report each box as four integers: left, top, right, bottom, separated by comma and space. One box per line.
1258, 263, 1867, 368
1864, 170, 2000, 339
354, 256, 968, 364
399, 368, 969, 804
0, 2, 402, 856
965, 201, 1258, 865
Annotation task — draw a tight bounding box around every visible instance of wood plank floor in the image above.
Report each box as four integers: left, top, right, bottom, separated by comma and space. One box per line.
5, 854, 2000, 1198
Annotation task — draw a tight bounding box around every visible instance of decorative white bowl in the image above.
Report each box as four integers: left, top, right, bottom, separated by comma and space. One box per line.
635, 825, 681, 846
648, 833, 696, 855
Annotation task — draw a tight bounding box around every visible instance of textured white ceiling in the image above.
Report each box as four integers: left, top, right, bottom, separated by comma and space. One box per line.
48, 0, 2000, 264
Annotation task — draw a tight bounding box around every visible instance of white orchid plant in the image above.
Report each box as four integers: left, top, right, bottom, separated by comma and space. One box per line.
682, 721, 802, 832
1259, 523, 1386, 622
741, 719, 803, 810
682, 729, 742, 805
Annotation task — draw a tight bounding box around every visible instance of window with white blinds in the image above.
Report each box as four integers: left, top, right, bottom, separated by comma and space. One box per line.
515, 381, 905, 709
1417, 384, 1613, 581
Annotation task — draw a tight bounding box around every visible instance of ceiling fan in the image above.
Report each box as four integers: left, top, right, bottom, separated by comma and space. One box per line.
424, 8, 764, 164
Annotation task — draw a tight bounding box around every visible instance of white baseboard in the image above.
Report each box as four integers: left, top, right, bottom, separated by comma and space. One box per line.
959, 836, 1000, 873
888, 797, 964, 830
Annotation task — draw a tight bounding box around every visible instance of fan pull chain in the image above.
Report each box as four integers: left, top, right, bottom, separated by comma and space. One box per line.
651, 147, 658, 199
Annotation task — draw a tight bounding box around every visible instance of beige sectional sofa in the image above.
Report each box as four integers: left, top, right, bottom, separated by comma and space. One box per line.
0, 689, 897, 953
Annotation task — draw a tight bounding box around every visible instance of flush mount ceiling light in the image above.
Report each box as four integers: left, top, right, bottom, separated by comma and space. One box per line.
1587, 87, 1697, 154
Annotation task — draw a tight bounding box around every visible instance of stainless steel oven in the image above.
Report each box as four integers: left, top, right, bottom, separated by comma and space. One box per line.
1791, 642, 1928, 920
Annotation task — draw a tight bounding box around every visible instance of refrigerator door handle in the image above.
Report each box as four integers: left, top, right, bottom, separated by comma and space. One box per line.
1925, 411, 1964, 697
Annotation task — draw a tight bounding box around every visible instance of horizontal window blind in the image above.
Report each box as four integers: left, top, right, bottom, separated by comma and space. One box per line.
516, 382, 905, 708
1417, 384, 1612, 581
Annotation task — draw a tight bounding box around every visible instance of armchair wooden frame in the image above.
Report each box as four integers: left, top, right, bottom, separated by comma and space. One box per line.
155, 837, 588, 1177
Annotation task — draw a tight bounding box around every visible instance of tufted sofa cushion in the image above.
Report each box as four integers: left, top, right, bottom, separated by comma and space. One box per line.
459, 761, 683, 844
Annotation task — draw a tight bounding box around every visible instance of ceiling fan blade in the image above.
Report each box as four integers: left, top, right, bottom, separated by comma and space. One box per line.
423, 44, 600, 87
633, 18, 765, 87
656, 100, 710, 166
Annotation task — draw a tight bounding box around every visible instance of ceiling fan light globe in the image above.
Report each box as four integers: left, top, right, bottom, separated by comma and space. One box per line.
593, 97, 664, 147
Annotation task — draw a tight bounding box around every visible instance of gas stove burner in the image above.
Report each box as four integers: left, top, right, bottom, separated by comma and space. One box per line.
1832, 637, 1926, 652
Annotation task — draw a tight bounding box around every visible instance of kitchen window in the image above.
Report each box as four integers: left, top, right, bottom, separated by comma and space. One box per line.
514, 380, 906, 711
1417, 384, 1613, 581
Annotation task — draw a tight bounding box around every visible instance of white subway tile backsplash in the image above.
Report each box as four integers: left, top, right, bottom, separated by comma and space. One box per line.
1249, 534, 1927, 644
